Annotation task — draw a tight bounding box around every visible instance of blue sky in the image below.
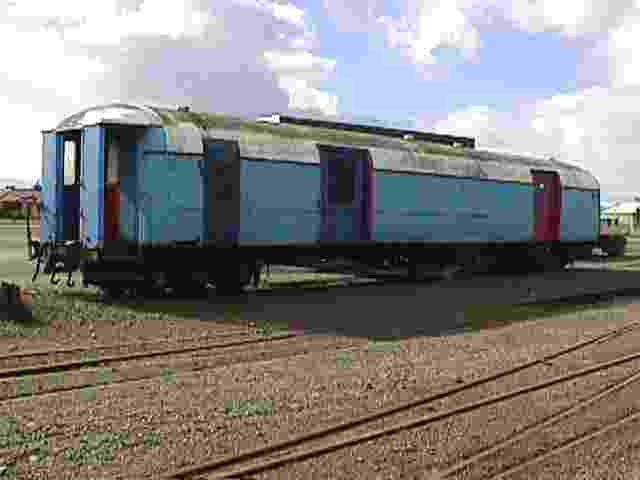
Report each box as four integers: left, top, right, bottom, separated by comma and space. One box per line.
1, 0, 640, 201
315, 19, 582, 124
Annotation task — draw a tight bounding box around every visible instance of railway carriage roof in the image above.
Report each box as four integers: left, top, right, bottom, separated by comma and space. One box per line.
52, 103, 599, 190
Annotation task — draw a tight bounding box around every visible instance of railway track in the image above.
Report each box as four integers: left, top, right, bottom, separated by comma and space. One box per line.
159, 317, 640, 479
0, 330, 316, 401
0, 329, 258, 370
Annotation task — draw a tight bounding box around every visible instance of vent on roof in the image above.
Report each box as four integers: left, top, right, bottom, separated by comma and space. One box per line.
256, 113, 475, 148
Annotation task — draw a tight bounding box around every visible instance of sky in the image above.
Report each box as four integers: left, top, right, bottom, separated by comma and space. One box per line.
1, 0, 640, 202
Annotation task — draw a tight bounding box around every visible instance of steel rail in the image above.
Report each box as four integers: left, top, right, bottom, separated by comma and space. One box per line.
162, 319, 640, 479
0, 330, 254, 364
0, 332, 302, 380
487, 407, 640, 479
439, 366, 640, 478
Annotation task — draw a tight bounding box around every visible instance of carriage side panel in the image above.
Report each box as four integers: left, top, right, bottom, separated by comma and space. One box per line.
238, 158, 321, 244
138, 127, 204, 244
559, 188, 600, 242
373, 171, 534, 242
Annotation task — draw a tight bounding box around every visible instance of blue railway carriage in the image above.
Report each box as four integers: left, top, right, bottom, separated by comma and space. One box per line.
35, 103, 600, 295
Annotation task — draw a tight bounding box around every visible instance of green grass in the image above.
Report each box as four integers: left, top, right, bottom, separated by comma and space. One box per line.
224, 399, 273, 417
159, 367, 176, 385
0, 317, 46, 337
142, 431, 161, 449
335, 351, 354, 368
63, 431, 128, 465
367, 341, 401, 353
461, 300, 627, 332
0, 416, 48, 462
0, 222, 42, 284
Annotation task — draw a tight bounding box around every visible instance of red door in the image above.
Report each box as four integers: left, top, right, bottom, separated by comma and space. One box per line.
532, 171, 562, 241
104, 185, 119, 241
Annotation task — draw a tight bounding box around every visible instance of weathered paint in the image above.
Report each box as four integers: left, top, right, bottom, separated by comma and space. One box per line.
138, 126, 203, 244
203, 128, 597, 191
532, 171, 562, 241
80, 126, 105, 246
118, 133, 140, 241
49, 103, 600, 191
372, 172, 535, 242
560, 189, 600, 241
239, 159, 321, 244
203, 141, 240, 244
318, 145, 372, 242
40, 132, 63, 241
44, 103, 601, 251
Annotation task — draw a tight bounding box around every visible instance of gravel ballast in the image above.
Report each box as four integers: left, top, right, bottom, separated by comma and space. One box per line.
1, 298, 640, 478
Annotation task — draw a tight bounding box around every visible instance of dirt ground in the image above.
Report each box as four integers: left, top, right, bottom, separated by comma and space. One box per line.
4, 223, 640, 478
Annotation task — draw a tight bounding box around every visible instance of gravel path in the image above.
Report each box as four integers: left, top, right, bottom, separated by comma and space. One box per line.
1, 299, 638, 479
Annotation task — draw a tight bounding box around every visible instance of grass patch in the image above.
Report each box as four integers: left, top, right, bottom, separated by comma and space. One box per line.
461, 300, 627, 332
95, 367, 113, 385
47, 372, 65, 388
0, 464, 16, 479
0, 416, 48, 461
80, 351, 97, 363
367, 341, 401, 353
14, 376, 33, 397
63, 431, 128, 465
0, 318, 45, 337
79, 387, 97, 402
254, 320, 289, 336
224, 399, 273, 417
335, 351, 353, 368
142, 431, 161, 449
160, 367, 176, 385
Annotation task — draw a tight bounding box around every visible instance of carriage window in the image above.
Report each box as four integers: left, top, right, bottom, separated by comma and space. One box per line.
63, 140, 77, 186
106, 138, 119, 185
334, 157, 355, 204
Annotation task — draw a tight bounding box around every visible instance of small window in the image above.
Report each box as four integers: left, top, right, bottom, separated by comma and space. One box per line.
334, 158, 355, 204
63, 140, 77, 186
106, 138, 119, 185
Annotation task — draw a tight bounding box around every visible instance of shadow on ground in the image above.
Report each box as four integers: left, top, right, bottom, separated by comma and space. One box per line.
58, 268, 640, 341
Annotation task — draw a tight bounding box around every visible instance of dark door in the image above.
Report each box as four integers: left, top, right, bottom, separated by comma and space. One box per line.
319, 145, 373, 242
203, 140, 241, 244
62, 133, 81, 241
532, 170, 562, 241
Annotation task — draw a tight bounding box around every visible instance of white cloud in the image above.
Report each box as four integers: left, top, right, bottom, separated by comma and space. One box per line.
62, 0, 212, 44
321, 0, 636, 71
0, 24, 105, 95
0, 0, 338, 179
233, 0, 307, 28
0, 97, 58, 181
277, 77, 338, 116
428, 86, 640, 197
378, 1, 481, 66
496, 0, 632, 37
264, 50, 338, 115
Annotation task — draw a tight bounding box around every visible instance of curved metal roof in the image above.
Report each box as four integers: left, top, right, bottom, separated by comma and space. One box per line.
51, 103, 600, 190
55, 103, 163, 131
